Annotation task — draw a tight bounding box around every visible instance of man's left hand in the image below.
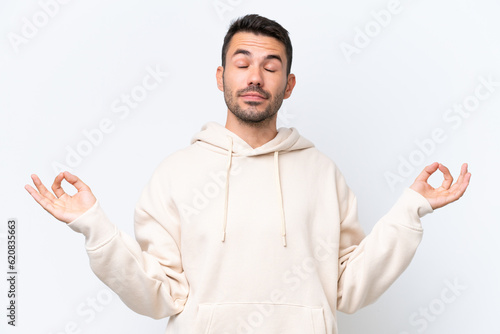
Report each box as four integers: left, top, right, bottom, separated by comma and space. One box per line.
410, 162, 471, 210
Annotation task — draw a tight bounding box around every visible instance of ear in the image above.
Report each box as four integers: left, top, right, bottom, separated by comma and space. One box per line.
283, 73, 296, 99
216, 66, 224, 92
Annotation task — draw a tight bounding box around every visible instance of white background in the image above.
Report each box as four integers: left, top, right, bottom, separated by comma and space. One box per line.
1, 0, 499, 333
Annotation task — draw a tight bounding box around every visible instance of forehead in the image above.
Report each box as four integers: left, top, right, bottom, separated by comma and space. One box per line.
227, 32, 286, 58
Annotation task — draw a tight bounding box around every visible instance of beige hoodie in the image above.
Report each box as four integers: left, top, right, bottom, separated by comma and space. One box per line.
68, 121, 434, 334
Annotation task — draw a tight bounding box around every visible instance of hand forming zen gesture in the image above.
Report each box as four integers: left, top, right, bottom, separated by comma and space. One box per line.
25, 171, 96, 224
410, 162, 471, 210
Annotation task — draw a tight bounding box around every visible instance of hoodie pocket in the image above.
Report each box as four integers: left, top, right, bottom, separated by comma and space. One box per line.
192, 302, 326, 334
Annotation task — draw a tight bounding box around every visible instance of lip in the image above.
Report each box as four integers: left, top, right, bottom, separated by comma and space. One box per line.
240, 93, 266, 100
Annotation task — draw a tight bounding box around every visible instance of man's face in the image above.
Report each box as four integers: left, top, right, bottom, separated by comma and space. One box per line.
217, 32, 295, 126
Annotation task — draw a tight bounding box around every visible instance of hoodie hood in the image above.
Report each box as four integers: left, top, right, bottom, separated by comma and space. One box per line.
190, 121, 314, 157
190, 121, 315, 247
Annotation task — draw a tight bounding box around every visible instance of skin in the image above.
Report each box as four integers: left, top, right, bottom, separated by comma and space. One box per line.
25, 32, 471, 222
217, 32, 296, 149
409, 162, 471, 210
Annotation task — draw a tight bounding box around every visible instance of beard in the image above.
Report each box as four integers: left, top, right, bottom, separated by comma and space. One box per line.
223, 76, 286, 127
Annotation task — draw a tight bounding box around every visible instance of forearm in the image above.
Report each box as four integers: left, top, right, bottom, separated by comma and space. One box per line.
67, 200, 189, 319
337, 188, 433, 313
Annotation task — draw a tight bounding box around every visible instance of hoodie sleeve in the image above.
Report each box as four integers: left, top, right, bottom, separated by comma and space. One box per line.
335, 168, 433, 314
66, 167, 189, 319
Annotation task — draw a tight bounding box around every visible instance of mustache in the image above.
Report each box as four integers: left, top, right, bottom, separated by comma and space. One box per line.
237, 86, 270, 99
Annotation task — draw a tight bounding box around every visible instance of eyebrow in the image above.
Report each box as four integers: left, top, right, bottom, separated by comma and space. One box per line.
232, 49, 283, 64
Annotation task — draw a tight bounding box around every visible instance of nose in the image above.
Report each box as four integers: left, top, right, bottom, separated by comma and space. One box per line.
247, 66, 263, 86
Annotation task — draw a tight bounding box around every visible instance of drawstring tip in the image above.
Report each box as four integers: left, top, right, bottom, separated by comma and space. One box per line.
221, 231, 226, 242
282, 235, 287, 247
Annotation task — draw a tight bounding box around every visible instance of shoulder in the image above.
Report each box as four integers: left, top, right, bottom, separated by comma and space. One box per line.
295, 146, 344, 176
298, 146, 353, 197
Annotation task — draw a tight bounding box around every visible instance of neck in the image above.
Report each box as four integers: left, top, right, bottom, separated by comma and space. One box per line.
224, 110, 278, 149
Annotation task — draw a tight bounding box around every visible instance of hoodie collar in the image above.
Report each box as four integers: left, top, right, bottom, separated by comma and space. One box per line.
190, 121, 314, 157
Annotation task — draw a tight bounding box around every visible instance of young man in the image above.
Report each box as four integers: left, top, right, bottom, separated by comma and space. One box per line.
26, 14, 470, 334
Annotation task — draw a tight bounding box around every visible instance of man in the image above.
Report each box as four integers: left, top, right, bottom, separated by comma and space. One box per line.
26, 14, 470, 334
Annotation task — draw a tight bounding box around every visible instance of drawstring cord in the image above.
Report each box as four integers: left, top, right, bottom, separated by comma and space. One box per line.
221, 136, 233, 242
221, 136, 287, 247
274, 151, 287, 247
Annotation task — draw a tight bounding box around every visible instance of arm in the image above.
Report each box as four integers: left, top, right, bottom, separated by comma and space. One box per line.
25, 170, 189, 319
336, 162, 470, 313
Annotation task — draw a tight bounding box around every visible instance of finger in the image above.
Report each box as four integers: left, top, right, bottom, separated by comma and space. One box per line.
455, 171, 471, 197
25, 184, 42, 202
415, 162, 439, 183
63, 171, 91, 192
438, 163, 453, 190
447, 170, 471, 203
51, 172, 67, 198
25, 183, 57, 214
31, 174, 57, 201
455, 163, 468, 185
449, 163, 469, 191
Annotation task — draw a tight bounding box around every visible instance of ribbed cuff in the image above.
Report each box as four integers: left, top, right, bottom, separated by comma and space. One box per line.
66, 200, 117, 251
405, 188, 434, 218
390, 188, 434, 230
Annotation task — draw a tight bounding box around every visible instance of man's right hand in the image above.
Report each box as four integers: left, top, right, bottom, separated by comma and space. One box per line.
25, 171, 97, 224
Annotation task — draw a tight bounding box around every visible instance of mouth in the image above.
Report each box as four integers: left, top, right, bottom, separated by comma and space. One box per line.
239, 93, 267, 101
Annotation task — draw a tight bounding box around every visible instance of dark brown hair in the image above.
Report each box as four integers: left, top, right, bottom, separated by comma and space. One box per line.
221, 14, 293, 76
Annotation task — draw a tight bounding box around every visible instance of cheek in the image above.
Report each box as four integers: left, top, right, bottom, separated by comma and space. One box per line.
270, 74, 287, 87
223, 74, 243, 91
271, 79, 288, 96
